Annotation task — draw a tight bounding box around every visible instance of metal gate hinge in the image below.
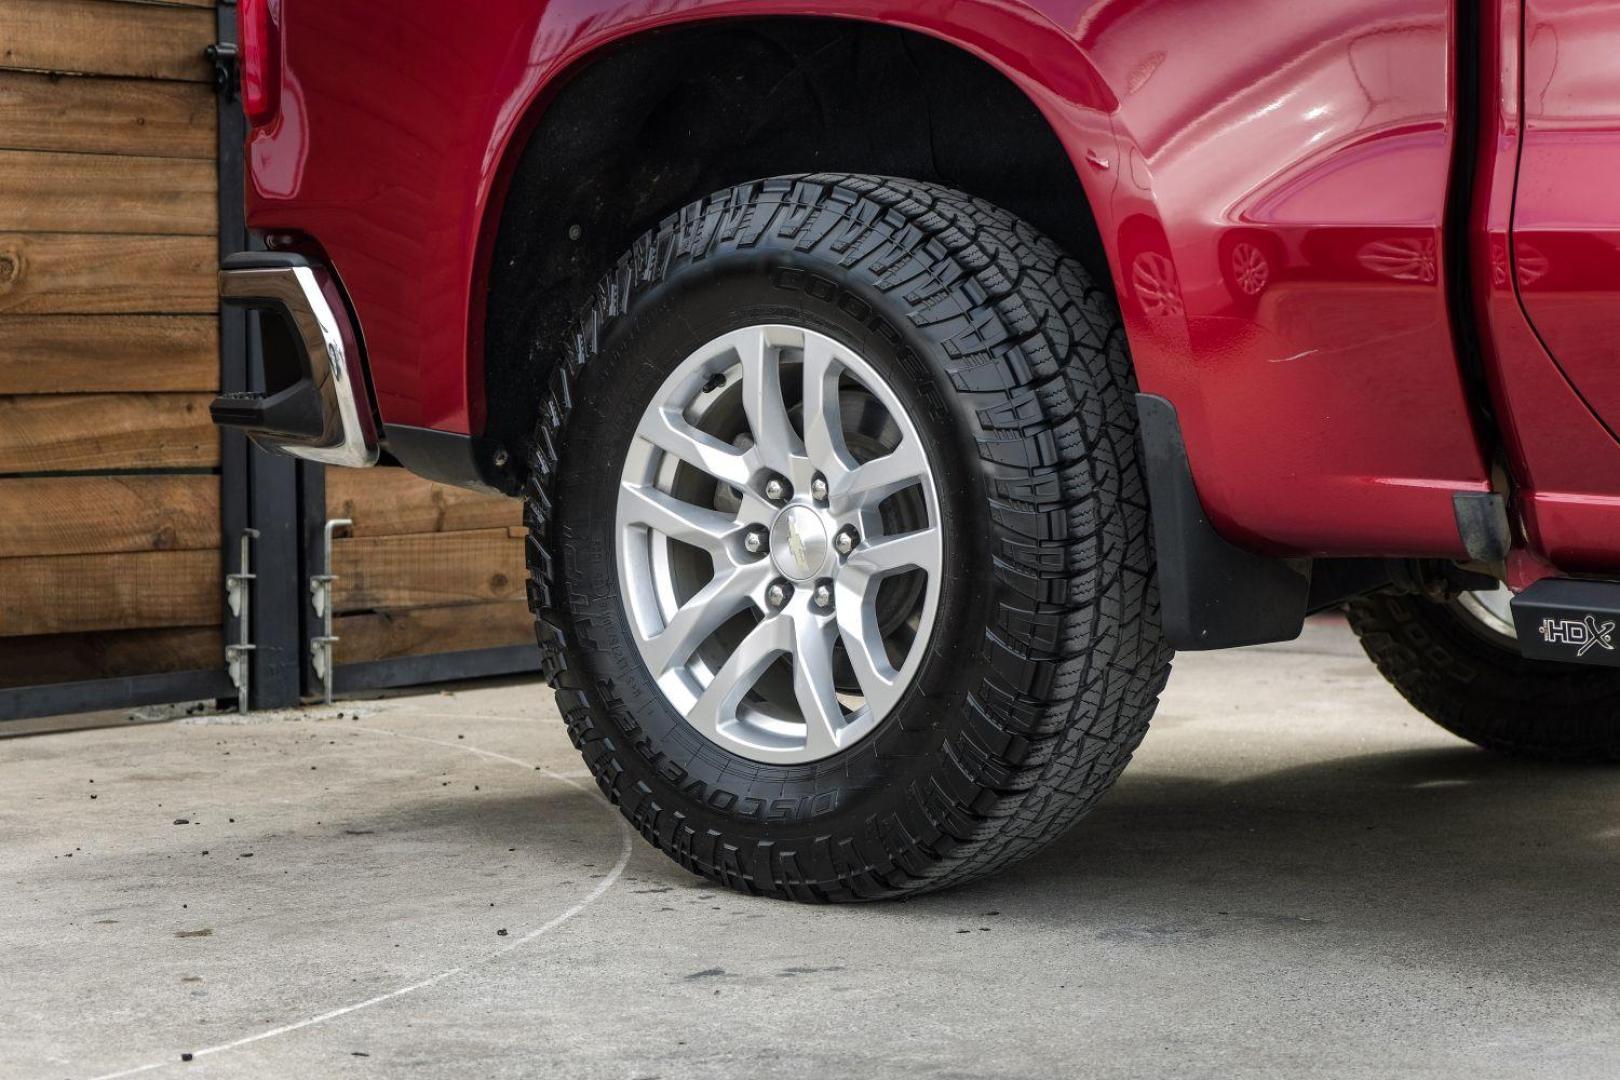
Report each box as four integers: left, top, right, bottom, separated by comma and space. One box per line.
310, 518, 352, 704
225, 528, 259, 714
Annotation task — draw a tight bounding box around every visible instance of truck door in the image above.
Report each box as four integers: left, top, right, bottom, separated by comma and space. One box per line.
1513, 0, 1620, 432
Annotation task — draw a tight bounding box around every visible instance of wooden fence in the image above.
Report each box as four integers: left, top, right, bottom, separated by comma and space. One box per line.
0, 0, 533, 704
0, 0, 221, 688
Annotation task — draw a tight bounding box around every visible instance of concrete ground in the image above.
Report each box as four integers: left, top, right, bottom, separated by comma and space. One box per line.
3, 617, 1618, 1080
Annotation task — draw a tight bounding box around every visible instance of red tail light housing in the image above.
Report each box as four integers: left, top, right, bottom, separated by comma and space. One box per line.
239, 0, 281, 126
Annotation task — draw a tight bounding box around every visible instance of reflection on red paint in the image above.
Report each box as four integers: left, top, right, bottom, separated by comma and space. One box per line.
1356, 238, 1437, 284
249, 68, 307, 199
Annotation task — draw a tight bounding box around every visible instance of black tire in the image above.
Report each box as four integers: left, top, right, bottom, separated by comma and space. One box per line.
524, 174, 1171, 900
1347, 592, 1620, 762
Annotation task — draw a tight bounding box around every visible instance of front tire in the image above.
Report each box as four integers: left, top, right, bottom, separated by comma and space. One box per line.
524, 175, 1171, 899
1348, 587, 1620, 762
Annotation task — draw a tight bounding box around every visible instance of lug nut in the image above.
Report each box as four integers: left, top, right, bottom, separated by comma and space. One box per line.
764, 476, 790, 503
766, 580, 792, 610
833, 526, 859, 557
810, 474, 829, 503
743, 526, 768, 556
812, 581, 834, 612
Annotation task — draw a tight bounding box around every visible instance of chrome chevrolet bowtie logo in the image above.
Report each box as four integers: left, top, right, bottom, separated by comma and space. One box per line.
787, 516, 810, 575
770, 506, 829, 581
1539, 613, 1615, 657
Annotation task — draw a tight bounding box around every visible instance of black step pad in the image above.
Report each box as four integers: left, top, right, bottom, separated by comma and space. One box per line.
208, 380, 326, 442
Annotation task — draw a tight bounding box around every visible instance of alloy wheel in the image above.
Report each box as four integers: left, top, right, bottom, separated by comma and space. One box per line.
615, 325, 943, 764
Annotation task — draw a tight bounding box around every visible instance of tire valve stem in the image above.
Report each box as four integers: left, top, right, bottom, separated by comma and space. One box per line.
834, 526, 859, 557
813, 581, 834, 612
766, 580, 792, 610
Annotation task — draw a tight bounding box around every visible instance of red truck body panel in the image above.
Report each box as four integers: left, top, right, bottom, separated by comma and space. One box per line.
243, 0, 1620, 569
1468, 0, 1620, 572
1515, 0, 1620, 437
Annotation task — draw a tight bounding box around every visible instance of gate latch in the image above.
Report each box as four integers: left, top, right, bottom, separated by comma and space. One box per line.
205, 42, 239, 102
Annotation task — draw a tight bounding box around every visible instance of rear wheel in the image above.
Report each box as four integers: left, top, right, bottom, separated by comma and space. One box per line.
523, 174, 1171, 900
1347, 585, 1620, 761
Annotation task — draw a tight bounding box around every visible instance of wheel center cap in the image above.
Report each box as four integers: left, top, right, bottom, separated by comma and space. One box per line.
769, 505, 829, 581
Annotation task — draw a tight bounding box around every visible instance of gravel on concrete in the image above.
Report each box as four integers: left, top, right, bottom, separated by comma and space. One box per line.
3, 617, 1618, 1079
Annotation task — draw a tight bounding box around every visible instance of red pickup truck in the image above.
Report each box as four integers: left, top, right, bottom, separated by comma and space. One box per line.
212, 0, 1620, 900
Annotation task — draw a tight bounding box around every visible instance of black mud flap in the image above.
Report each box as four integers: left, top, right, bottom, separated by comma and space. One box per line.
1511, 578, 1620, 667
1135, 394, 1310, 650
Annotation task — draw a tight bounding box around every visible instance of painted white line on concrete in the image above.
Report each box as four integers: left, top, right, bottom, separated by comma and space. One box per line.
359, 711, 600, 778
354, 724, 547, 771
89, 723, 633, 1080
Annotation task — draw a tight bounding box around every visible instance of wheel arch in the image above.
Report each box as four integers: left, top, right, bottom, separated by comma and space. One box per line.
471, 7, 1124, 458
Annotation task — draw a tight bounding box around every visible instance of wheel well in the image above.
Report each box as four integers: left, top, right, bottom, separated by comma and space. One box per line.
482, 17, 1107, 452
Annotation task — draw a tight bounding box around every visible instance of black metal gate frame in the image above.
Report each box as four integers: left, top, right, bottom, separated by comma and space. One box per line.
297, 461, 540, 702
0, 2, 536, 722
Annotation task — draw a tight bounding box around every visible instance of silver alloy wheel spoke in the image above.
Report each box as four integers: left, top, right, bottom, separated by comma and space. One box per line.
791, 609, 847, 756
618, 483, 737, 552
800, 333, 858, 486
640, 406, 755, 489
833, 583, 905, 716
617, 324, 944, 764
737, 329, 801, 473
685, 616, 791, 740
842, 529, 936, 583
641, 563, 767, 676
842, 439, 930, 508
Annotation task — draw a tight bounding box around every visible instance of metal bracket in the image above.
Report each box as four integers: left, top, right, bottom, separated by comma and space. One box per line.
225, 528, 259, 714
206, 41, 239, 102
309, 518, 352, 704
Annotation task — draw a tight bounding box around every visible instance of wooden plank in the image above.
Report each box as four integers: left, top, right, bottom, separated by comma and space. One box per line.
0, 0, 215, 81
0, 393, 217, 471
0, 547, 220, 636
335, 600, 535, 665
332, 528, 528, 613
0, 149, 216, 235
0, 315, 216, 393
0, 69, 215, 158
0, 474, 217, 557
0, 624, 220, 689
0, 233, 215, 314
119, 0, 212, 10
326, 468, 522, 537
